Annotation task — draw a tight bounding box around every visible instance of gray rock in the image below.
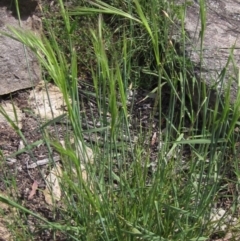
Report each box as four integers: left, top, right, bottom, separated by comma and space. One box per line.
177, 0, 240, 103
0, 4, 41, 95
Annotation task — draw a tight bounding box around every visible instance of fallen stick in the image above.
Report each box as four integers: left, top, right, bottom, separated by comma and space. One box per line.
27, 155, 60, 169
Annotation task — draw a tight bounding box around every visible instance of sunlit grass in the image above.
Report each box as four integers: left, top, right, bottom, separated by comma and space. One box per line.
0, 0, 240, 240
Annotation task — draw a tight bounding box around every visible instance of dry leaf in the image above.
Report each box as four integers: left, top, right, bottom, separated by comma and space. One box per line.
43, 164, 62, 205
60, 139, 94, 190
75, 139, 94, 164
60, 138, 94, 164
28, 180, 39, 200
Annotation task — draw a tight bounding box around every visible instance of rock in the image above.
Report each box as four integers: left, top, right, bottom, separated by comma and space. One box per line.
28, 80, 68, 120
0, 102, 23, 129
177, 0, 240, 103
0, 1, 41, 96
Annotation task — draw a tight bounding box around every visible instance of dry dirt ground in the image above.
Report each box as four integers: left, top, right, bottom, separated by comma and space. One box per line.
0, 1, 238, 241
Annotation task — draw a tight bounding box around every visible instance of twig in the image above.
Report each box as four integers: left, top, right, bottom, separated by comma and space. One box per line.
27, 155, 60, 169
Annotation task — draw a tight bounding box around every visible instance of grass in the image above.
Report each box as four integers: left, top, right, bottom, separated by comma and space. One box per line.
0, 0, 240, 240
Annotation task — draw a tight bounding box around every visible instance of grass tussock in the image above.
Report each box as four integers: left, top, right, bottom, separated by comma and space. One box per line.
0, 0, 240, 240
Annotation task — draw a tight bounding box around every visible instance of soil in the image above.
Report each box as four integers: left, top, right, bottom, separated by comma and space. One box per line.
0, 1, 237, 241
